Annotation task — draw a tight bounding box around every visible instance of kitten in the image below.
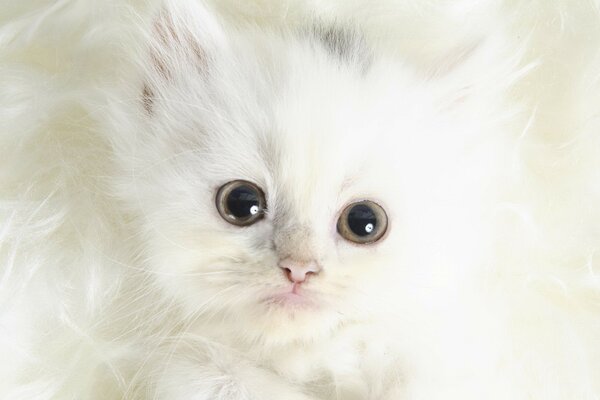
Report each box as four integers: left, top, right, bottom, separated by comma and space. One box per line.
2, 0, 600, 399
115, 1, 526, 398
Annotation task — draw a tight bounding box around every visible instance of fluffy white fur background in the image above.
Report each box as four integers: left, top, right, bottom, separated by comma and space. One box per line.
1, 0, 600, 399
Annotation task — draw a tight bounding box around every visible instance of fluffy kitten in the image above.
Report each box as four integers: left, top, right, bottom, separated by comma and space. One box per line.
1, 0, 600, 399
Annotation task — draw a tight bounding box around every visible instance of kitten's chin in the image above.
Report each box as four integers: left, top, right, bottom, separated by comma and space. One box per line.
232, 286, 341, 344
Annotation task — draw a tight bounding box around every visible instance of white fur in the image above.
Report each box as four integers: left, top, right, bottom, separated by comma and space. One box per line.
1, 0, 600, 399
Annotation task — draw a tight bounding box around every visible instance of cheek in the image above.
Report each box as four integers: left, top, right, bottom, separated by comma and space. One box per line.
142, 215, 284, 310
325, 237, 404, 300
321, 250, 382, 296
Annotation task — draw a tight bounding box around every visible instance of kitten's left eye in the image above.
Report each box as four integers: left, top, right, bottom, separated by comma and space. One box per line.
337, 200, 388, 244
216, 180, 266, 226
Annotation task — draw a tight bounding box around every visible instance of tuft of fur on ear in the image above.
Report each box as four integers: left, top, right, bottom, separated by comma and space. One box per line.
142, 0, 227, 114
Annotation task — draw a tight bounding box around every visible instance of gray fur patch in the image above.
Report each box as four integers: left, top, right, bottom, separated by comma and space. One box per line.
313, 25, 372, 72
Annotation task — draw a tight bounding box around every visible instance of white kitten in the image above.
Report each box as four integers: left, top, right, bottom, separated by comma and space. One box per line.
1, 0, 600, 399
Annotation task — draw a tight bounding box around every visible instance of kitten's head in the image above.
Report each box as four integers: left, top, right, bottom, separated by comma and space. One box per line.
117, 1, 516, 345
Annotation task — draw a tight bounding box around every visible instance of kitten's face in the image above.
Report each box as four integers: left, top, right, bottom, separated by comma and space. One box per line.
123, 5, 504, 344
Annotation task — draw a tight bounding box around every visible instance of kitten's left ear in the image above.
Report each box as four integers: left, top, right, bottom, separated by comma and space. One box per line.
428, 33, 533, 108
142, 0, 227, 112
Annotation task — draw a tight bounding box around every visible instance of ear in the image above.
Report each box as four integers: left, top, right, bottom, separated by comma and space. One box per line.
142, 0, 227, 113
427, 33, 534, 109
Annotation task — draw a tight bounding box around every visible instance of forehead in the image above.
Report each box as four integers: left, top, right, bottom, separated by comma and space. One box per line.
197, 33, 440, 203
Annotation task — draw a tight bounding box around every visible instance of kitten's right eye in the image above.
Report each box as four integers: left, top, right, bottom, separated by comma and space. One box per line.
216, 180, 266, 226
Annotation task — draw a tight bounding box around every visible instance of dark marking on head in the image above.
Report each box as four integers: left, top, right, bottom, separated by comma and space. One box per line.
142, 84, 154, 114
313, 25, 372, 73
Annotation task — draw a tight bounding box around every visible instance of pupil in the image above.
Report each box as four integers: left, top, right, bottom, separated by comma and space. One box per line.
226, 185, 260, 219
347, 204, 377, 237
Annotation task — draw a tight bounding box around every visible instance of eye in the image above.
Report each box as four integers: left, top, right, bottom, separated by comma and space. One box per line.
337, 200, 388, 244
216, 180, 266, 226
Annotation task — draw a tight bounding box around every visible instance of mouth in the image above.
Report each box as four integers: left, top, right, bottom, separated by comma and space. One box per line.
263, 284, 318, 309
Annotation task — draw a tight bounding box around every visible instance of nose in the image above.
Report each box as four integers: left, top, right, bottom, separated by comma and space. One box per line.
278, 258, 321, 283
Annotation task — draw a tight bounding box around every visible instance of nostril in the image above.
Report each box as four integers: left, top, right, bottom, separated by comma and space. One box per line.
282, 267, 293, 282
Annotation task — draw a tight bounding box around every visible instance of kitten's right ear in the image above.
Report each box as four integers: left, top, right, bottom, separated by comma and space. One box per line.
143, 1, 227, 113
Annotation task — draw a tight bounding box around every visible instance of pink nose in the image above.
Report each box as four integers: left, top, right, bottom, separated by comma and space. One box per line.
278, 258, 321, 283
